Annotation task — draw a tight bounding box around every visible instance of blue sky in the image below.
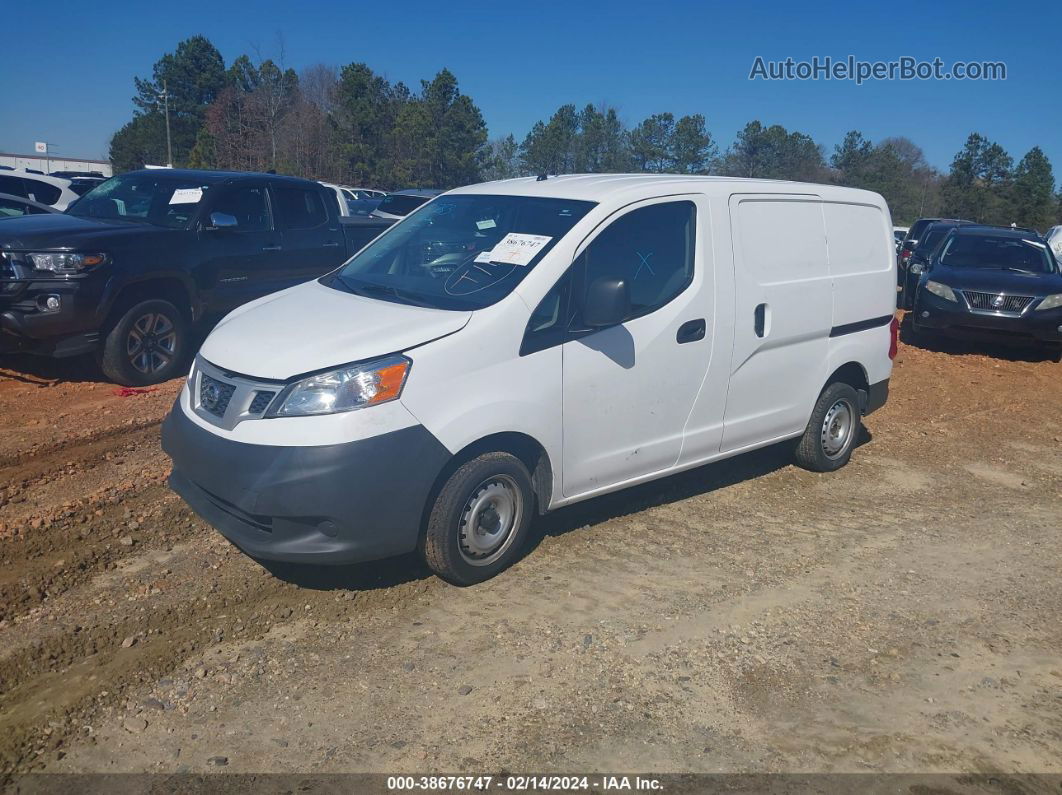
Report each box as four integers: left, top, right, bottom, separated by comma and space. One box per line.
2, 0, 1060, 176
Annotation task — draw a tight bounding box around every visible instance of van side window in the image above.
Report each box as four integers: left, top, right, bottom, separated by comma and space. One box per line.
520, 272, 573, 355
574, 201, 696, 322
273, 187, 327, 230
210, 187, 270, 232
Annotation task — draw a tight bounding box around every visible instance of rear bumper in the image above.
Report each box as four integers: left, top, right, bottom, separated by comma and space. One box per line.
864, 379, 889, 415
914, 290, 1062, 344
162, 404, 452, 564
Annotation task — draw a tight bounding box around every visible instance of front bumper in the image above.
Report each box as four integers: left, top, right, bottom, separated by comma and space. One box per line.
162, 404, 452, 564
914, 290, 1062, 345
0, 273, 106, 356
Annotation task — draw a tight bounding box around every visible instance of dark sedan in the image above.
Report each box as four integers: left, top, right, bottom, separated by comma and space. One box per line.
912, 226, 1062, 350
898, 220, 973, 309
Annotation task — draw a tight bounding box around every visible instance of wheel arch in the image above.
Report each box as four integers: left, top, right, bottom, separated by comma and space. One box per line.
825, 361, 871, 413
421, 431, 555, 534
100, 276, 196, 330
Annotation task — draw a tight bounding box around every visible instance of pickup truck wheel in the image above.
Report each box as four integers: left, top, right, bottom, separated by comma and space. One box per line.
793, 382, 861, 472
100, 299, 187, 386
422, 452, 534, 585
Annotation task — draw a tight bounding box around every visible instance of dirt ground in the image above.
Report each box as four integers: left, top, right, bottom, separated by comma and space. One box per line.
0, 318, 1060, 783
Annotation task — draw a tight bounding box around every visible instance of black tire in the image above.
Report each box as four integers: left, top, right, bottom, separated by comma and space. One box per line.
794, 382, 862, 472
99, 299, 188, 386
422, 452, 535, 585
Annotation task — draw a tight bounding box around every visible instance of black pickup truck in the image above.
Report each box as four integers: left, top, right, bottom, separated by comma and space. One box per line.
0, 169, 393, 385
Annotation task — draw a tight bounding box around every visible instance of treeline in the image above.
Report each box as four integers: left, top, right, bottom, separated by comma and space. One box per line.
111, 36, 1062, 228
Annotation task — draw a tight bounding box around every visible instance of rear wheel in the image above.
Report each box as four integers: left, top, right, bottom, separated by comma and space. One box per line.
99, 299, 187, 386
422, 452, 535, 585
794, 382, 861, 472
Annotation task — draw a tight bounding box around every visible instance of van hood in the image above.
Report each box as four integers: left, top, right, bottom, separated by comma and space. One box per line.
200, 280, 472, 380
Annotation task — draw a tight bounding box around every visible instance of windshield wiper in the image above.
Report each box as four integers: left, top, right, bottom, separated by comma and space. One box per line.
344, 281, 437, 308
1002, 266, 1037, 275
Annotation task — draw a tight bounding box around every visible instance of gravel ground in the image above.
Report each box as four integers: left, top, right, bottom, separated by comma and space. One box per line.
0, 320, 1059, 782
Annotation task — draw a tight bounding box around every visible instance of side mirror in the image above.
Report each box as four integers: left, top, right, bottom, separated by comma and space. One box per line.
582, 276, 631, 328
207, 211, 238, 230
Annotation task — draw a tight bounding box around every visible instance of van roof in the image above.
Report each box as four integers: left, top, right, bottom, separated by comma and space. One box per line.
449, 173, 884, 204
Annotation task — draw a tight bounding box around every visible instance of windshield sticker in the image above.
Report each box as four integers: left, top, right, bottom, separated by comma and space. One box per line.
473, 251, 494, 264
476, 218, 497, 230
485, 233, 552, 266
169, 187, 203, 205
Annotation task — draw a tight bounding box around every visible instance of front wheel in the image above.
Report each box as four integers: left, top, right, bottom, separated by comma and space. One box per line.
422, 452, 535, 585
99, 299, 188, 386
794, 382, 862, 472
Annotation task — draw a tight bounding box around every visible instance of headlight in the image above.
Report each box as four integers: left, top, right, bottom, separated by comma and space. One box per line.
273, 355, 411, 417
1034, 293, 1062, 311
925, 280, 957, 302
27, 252, 108, 275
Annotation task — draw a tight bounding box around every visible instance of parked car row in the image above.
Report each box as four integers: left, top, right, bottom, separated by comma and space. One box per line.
897, 219, 1062, 350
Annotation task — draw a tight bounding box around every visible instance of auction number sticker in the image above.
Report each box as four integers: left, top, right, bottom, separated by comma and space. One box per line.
169, 187, 204, 205
484, 233, 552, 266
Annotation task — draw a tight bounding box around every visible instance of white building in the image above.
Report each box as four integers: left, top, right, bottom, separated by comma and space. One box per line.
0, 151, 112, 177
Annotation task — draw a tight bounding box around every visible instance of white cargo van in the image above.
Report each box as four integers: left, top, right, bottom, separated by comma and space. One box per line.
163, 175, 897, 584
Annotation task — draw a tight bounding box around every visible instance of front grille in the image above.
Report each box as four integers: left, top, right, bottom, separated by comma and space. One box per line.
248, 390, 276, 415
199, 373, 236, 418
962, 290, 1034, 314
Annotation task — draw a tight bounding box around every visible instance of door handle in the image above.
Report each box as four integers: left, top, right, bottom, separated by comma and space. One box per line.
262, 245, 281, 251
754, 303, 767, 338
676, 318, 706, 344
322, 241, 340, 247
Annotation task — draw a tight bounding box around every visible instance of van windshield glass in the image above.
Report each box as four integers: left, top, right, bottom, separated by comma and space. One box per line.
67, 174, 214, 229
324, 194, 596, 310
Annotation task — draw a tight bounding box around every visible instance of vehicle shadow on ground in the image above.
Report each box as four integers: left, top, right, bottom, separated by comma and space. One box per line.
532, 440, 798, 545
0, 352, 105, 385
0, 324, 217, 386
898, 312, 1061, 363
260, 432, 876, 593
259, 552, 431, 593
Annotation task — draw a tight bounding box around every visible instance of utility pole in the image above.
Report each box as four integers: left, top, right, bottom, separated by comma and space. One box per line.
161, 80, 173, 167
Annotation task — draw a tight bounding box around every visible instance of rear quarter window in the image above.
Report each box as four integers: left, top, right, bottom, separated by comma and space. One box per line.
24, 179, 61, 206
273, 187, 328, 230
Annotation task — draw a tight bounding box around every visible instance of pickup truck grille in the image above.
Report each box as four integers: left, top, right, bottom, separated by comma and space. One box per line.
962, 291, 1034, 315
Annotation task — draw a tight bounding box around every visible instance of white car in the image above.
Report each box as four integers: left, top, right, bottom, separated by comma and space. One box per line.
162, 174, 897, 584
319, 182, 354, 217
342, 186, 386, 200
1046, 225, 1062, 260
0, 170, 80, 211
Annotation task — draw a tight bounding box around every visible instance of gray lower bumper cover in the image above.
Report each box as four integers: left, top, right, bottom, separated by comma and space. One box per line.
162, 404, 451, 564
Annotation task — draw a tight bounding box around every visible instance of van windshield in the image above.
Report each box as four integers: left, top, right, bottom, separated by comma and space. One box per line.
324, 194, 596, 310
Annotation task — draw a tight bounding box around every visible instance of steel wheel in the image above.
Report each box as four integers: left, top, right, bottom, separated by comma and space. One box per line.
820, 398, 855, 459
458, 475, 524, 566
126, 311, 177, 376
